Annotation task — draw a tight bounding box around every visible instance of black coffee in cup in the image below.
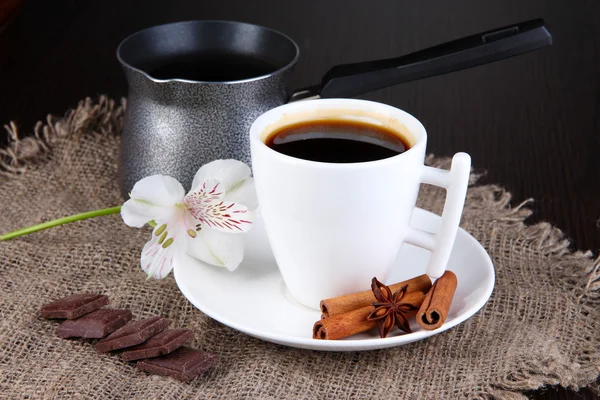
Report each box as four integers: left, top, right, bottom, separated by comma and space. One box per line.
265, 119, 411, 163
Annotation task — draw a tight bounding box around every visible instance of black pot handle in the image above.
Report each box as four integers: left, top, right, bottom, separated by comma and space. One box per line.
291, 19, 552, 101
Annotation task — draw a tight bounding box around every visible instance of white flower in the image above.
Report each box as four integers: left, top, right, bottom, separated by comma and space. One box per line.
121, 160, 257, 279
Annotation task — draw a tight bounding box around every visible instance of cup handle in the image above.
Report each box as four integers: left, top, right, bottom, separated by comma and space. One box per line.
404, 153, 471, 278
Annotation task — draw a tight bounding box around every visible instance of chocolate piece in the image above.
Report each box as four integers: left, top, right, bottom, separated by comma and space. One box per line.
95, 316, 171, 353
41, 293, 109, 319
122, 328, 193, 362
136, 347, 219, 382
56, 309, 133, 339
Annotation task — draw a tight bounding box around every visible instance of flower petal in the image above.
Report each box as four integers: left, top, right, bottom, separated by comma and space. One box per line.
121, 175, 185, 228
185, 183, 254, 233
224, 177, 258, 211
121, 201, 161, 228
191, 159, 251, 195
186, 228, 245, 271
140, 226, 184, 279
131, 174, 186, 206
185, 178, 225, 206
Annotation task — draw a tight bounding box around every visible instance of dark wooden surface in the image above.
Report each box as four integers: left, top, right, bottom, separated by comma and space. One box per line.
0, 1, 598, 398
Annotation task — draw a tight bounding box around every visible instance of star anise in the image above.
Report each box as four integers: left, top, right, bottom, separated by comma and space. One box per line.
367, 277, 418, 338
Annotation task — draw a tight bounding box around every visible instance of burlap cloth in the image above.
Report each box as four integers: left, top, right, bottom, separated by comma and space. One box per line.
0, 97, 598, 400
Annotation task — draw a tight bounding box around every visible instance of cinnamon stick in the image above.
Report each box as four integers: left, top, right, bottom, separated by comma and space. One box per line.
416, 271, 458, 330
313, 306, 374, 340
320, 274, 432, 318
313, 291, 426, 340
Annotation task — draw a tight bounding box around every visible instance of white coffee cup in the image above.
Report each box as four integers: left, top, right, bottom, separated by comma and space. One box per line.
250, 99, 470, 310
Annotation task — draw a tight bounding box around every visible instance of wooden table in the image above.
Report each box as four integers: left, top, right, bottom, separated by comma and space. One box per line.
0, 1, 598, 398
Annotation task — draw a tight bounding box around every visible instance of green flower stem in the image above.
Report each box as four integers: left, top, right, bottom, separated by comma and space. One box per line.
0, 206, 122, 241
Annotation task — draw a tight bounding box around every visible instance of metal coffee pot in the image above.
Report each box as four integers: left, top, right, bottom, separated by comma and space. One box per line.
116, 19, 550, 196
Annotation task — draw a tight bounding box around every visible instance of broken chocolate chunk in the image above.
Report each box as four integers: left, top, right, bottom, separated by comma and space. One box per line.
96, 316, 170, 353
56, 309, 133, 339
122, 328, 193, 362
136, 346, 219, 381
41, 293, 109, 320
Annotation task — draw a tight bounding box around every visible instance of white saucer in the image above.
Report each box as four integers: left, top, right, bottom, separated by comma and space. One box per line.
174, 208, 495, 351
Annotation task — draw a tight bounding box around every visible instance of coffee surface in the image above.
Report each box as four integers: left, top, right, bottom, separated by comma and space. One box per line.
265, 119, 410, 163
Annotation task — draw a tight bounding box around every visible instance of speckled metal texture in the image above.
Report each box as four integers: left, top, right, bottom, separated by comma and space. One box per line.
116, 21, 298, 196
118, 69, 292, 195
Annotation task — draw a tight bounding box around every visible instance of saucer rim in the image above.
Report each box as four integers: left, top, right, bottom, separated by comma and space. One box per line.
173, 207, 495, 351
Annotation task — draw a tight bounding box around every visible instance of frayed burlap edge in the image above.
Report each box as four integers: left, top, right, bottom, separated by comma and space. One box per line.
425, 159, 600, 398
1, 96, 598, 399
0, 95, 126, 177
